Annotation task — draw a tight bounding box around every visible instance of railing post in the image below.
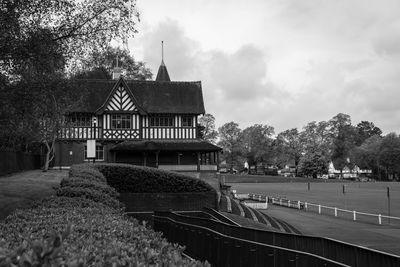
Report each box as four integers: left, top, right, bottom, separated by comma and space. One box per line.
280, 199, 282, 206
353, 211, 356, 221
265, 198, 268, 209
305, 202, 308, 211
378, 214, 382, 225
297, 201, 300, 210
334, 208, 337, 217
318, 205, 321, 214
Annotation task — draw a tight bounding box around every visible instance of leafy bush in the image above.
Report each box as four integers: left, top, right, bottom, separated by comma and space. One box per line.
60, 177, 119, 198
0, 202, 208, 267
0, 164, 209, 266
56, 186, 121, 209
96, 163, 215, 193
68, 164, 106, 183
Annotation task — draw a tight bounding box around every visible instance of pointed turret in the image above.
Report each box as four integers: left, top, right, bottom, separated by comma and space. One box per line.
156, 41, 171, 81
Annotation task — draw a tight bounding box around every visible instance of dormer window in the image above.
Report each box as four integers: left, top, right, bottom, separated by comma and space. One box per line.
182, 116, 193, 127
111, 114, 131, 129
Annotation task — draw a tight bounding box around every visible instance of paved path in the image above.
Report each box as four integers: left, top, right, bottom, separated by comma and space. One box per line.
263, 205, 400, 255
0, 170, 67, 220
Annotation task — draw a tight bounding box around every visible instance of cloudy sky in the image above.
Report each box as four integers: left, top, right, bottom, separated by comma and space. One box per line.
128, 0, 400, 134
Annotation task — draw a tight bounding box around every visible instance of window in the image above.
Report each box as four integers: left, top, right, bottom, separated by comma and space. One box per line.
68, 114, 92, 127
84, 145, 104, 160
111, 114, 131, 129
182, 116, 193, 127
150, 116, 174, 127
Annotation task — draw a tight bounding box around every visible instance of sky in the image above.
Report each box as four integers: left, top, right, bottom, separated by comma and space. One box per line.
128, 0, 400, 134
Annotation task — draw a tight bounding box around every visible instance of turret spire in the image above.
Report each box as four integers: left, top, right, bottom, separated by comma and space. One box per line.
156, 40, 171, 81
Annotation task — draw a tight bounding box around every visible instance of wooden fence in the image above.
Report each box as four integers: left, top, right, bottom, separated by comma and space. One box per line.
0, 151, 41, 176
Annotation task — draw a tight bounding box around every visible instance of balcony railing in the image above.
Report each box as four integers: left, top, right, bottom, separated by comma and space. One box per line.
58, 127, 140, 140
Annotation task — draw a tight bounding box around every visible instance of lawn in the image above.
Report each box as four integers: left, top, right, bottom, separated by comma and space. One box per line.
229, 181, 400, 217
0, 170, 66, 220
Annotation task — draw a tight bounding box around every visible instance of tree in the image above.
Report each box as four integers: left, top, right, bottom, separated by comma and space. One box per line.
352, 135, 382, 179
275, 128, 303, 175
242, 124, 275, 172
197, 113, 218, 144
0, 0, 140, 76
329, 113, 357, 177
300, 121, 332, 157
218, 122, 244, 173
379, 133, 400, 180
298, 150, 329, 178
355, 121, 382, 146
76, 46, 152, 80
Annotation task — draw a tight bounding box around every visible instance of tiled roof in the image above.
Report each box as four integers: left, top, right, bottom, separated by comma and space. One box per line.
70, 78, 205, 114
110, 140, 222, 152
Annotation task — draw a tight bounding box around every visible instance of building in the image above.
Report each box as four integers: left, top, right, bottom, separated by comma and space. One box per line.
54, 56, 221, 172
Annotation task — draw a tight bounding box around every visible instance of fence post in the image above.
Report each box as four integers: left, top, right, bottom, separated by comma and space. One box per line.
280, 199, 282, 206
353, 211, 356, 221
265, 198, 268, 209
297, 201, 300, 210
334, 208, 337, 217
378, 214, 382, 225
318, 205, 321, 214
305, 202, 308, 210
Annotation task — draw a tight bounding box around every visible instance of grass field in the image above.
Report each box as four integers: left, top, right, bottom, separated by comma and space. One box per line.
0, 170, 66, 220
229, 181, 400, 217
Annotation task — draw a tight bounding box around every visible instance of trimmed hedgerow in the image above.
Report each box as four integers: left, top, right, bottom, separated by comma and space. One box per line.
56, 186, 121, 209
68, 164, 106, 183
96, 163, 216, 193
0, 200, 207, 267
60, 177, 119, 198
0, 164, 209, 267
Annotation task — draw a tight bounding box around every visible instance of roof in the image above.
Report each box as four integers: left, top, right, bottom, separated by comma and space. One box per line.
155, 60, 171, 81
110, 140, 222, 152
70, 78, 205, 114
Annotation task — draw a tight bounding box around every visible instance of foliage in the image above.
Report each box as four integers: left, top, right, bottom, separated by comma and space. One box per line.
218, 122, 245, 172
355, 121, 382, 146
75, 46, 152, 80
298, 150, 329, 178
0, 164, 208, 266
197, 113, 218, 143
275, 128, 303, 172
378, 133, 400, 179
0, 0, 140, 76
96, 163, 215, 193
60, 178, 119, 198
242, 124, 275, 170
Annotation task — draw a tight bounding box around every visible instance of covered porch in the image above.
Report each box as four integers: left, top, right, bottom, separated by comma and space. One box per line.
110, 140, 222, 172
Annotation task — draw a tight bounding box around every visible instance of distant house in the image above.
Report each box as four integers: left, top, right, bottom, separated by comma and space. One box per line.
54, 55, 222, 172
328, 162, 372, 179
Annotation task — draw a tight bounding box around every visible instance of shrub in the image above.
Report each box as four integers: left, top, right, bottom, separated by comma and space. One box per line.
60, 177, 119, 198
0, 204, 208, 267
56, 186, 121, 209
96, 163, 215, 193
68, 164, 106, 183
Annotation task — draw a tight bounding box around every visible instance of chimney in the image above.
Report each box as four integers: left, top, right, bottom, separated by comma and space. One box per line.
112, 67, 122, 80
112, 55, 122, 80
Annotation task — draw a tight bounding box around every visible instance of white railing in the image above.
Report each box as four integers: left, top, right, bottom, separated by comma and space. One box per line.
244, 201, 268, 210
267, 195, 400, 225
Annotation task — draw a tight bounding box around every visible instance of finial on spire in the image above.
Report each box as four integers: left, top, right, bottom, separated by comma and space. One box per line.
161, 41, 164, 65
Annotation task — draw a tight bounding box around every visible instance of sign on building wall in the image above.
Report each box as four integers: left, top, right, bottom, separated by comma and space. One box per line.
87, 140, 96, 158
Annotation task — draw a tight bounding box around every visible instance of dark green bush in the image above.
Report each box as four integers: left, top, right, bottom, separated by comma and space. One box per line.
0, 203, 208, 267
0, 163, 209, 266
68, 164, 106, 183
56, 186, 121, 209
96, 163, 215, 193
60, 177, 119, 198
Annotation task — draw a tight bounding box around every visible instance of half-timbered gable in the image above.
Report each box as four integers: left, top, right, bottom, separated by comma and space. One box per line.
55, 57, 221, 172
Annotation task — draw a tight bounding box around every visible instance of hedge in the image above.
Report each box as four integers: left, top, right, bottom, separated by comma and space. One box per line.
0, 164, 209, 267
96, 163, 215, 193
